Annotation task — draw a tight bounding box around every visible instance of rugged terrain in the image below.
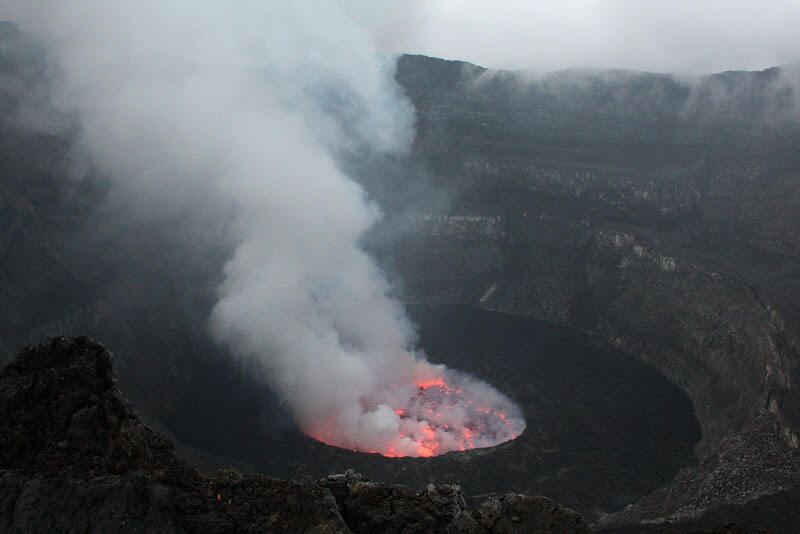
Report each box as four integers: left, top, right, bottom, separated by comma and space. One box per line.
372, 55, 800, 530
0, 336, 591, 533
3, 20, 800, 531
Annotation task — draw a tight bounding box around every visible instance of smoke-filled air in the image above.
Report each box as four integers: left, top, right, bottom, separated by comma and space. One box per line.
6, 1, 525, 457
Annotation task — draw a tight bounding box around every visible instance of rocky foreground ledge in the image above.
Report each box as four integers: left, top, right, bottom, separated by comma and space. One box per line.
0, 337, 591, 533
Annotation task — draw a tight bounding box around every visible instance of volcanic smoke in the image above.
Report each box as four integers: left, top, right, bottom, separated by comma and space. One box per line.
308, 362, 525, 457
8, 1, 526, 458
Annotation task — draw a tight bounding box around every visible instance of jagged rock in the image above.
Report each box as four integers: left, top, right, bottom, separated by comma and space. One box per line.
0, 338, 350, 533
317, 470, 591, 533
0, 336, 195, 483
178, 474, 348, 534
318, 470, 483, 533
0, 469, 183, 533
0, 337, 594, 533
475, 494, 591, 534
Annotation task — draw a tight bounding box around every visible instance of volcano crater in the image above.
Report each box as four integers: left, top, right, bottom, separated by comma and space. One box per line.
165, 304, 701, 517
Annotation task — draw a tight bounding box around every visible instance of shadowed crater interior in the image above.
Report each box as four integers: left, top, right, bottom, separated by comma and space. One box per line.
165, 304, 701, 517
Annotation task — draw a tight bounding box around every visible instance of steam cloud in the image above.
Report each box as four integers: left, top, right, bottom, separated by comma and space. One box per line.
6, 1, 524, 456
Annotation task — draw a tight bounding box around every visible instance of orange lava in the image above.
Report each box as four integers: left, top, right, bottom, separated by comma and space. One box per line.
415, 377, 446, 388
307, 372, 524, 458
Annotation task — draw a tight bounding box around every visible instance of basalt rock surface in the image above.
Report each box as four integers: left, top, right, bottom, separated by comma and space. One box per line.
0, 336, 591, 533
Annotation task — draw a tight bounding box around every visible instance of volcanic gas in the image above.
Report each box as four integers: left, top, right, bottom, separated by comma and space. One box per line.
307, 365, 526, 457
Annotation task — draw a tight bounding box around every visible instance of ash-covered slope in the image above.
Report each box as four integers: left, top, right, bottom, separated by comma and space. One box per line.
0, 336, 590, 533
366, 54, 800, 530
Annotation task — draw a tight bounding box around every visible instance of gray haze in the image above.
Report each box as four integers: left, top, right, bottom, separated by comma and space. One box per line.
398, 0, 800, 73
3, 1, 524, 456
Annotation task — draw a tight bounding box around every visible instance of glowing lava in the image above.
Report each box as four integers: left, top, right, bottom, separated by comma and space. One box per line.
307, 367, 526, 457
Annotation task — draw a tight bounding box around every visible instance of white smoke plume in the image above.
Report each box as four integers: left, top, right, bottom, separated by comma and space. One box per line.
4, 1, 524, 456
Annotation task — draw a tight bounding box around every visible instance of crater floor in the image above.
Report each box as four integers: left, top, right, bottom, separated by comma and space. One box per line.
166, 304, 701, 518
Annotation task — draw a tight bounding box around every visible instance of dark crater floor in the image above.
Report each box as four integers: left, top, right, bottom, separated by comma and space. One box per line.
164, 304, 701, 517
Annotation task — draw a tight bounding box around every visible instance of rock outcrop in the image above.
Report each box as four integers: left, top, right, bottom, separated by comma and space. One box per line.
0, 336, 591, 533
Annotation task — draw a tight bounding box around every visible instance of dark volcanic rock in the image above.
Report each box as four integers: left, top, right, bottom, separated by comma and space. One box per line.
0, 337, 592, 533
318, 470, 592, 534
475, 494, 591, 534
0, 336, 195, 482
319, 470, 481, 533
0, 469, 183, 533
0, 337, 350, 532
178, 472, 347, 534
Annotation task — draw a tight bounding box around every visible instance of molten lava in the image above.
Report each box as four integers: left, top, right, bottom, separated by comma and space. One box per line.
307, 368, 525, 457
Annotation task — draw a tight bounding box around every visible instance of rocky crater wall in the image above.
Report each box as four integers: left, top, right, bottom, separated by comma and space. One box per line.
379, 54, 800, 526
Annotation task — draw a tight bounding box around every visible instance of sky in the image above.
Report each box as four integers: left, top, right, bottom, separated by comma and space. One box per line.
386, 0, 800, 74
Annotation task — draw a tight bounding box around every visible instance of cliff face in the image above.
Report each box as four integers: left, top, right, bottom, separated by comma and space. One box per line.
0, 337, 590, 533
371, 55, 800, 527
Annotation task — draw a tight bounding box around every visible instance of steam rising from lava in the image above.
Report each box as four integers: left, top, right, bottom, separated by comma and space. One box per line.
7, 1, 525, 457
310, 364, 525, 457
